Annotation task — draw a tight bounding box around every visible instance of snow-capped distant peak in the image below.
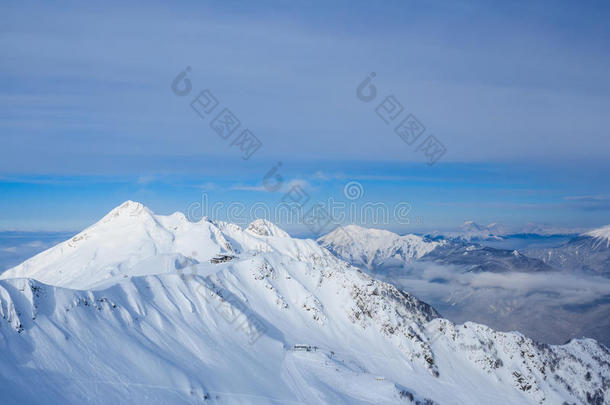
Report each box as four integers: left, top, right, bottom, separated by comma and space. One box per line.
459, 221, 506, 238
584, 224, 610, 247
322, 224, 398, 242
318, 225, 441, 270
460, 220, 481, 230
520, 223, 585, 236
246, 219, 290, 238
430, 221, 506, 242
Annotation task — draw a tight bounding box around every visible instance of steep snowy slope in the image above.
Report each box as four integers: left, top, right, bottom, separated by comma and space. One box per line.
1, 202, 609, 404
318, 225, 441, 271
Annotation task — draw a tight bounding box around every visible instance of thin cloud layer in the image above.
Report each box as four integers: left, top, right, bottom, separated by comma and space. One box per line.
383, 262, 610, 345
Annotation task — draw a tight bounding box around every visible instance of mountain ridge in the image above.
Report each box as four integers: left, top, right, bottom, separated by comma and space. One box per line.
1, 201, 608, 404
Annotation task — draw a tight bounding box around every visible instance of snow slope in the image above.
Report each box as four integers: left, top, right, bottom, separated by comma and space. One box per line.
1, 202, 609, 404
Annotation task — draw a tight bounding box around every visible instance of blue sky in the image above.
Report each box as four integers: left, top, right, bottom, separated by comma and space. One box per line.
1, 0, 609, 233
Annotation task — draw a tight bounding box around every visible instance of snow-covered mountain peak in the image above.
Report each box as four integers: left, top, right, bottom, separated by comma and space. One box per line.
457, 220, 506, 240
461, 220, 479, 229
0, 204, 338, 290
101, 200, 152, 222
0, 202, 230, 289
318, 225, 441, 271
521, 222, 584, 236
460, 220, 499, 233
427, 221, 508, 242
322, 224, 407, 244
246, 218, 290, 238
585, 224, 610, 244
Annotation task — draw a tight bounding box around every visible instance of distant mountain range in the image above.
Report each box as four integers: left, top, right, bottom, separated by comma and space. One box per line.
318, 224, 610, 347
426, 221, 587, 242
526, 225, 610, 277
319, 224, 554, 274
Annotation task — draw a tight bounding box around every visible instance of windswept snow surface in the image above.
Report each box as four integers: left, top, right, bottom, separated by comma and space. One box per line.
0, 202, 609, 404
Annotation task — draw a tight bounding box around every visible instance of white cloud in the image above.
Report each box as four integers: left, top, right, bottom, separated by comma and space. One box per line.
284, 178, 310, 191
231, 184, 268, 192
195, 182, 218, 190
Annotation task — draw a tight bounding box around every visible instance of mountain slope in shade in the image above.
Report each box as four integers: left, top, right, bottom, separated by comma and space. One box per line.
0, 202, 609, 404
421, 243, 554, 273
527, 224, 610, 277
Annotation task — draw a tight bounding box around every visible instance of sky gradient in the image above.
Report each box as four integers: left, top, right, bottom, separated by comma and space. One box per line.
1, 0, 609, 233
